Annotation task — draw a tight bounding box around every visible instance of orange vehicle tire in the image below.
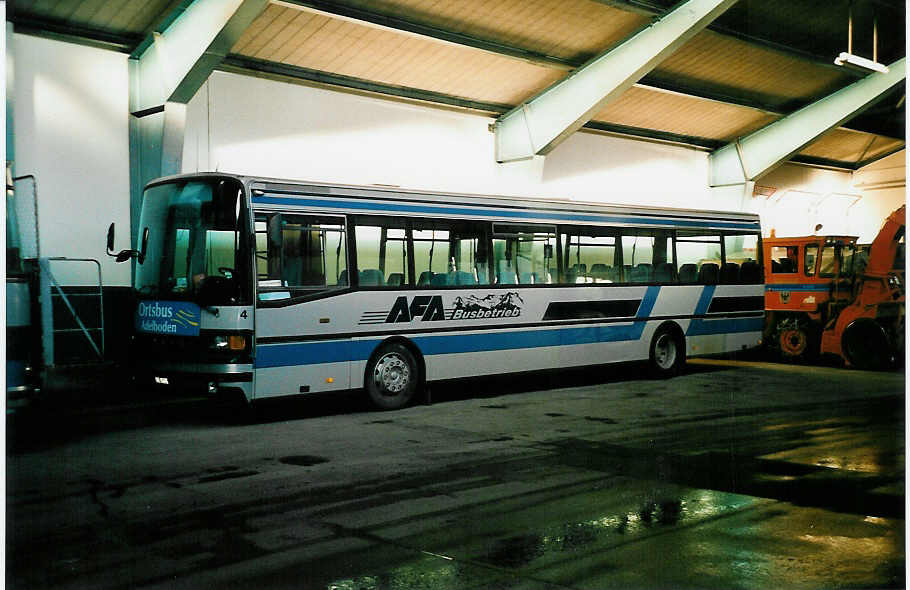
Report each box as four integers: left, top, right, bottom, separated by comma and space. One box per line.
842, 319, 892, 370
774, 317, 818, 363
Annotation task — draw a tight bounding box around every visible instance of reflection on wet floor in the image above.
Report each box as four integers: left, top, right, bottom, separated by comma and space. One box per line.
318, 397, 904, 590
320, 476, 902, 590
322, 487, 762, 590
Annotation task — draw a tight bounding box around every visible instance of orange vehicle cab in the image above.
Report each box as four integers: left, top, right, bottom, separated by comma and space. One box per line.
762, 234, 859, 361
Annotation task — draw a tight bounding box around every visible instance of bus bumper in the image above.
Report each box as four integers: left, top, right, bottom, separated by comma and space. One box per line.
136, 362, 254, 401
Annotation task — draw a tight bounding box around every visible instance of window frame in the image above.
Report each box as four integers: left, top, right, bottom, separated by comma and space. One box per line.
253, 210, 351, 304
351, 215, 413, 289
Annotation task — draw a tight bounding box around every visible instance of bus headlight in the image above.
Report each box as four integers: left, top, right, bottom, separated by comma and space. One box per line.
210, 335, 246, 351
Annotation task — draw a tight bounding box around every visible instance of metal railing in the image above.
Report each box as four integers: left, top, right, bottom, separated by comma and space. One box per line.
38, 257, 105, 367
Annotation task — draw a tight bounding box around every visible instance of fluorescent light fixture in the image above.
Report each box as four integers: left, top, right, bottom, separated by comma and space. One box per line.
834, 52, 890, 74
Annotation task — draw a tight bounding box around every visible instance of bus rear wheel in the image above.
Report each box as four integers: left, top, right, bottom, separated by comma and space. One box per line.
365, 343, 419, 410
649, 325, 684, 378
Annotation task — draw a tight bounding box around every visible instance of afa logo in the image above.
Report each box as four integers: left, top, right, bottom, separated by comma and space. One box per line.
385, 295, 446, 323
379, 292, 524, 324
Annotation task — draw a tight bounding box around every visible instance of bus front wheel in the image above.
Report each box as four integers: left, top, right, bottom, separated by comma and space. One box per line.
365, 343, 419, 410
649, 325, 685, 378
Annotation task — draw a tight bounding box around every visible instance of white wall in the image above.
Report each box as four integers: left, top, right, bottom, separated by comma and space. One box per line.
184, 71, 715, 209
850, 150, 906, 242
749, 152, 907, 242
12, 34, 131, 286
751, 163, 858, 238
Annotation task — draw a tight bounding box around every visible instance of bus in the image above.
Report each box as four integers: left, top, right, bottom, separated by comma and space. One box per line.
112, 173, 764, 410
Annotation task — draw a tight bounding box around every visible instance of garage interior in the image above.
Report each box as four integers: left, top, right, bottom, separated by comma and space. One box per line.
5, 0, 907, 588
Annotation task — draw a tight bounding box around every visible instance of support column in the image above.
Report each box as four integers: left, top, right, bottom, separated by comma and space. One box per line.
128, 0, 267, 246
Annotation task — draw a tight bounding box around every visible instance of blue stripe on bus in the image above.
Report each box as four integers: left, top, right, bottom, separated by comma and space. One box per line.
685, 284, 764, 336
686, 316, 765, 337
637, 286, 661, 318
252, 195, 761, 231
765, 284, 832, 291
694, 285, 717, 315
255, 316, 761, 369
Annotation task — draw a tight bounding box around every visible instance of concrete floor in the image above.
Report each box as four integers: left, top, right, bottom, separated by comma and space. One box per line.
6, 359, 905, 589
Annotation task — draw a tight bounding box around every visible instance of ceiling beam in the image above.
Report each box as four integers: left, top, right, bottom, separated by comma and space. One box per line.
493, 0, 738, 162
128, 0, 268, 247
591, 0, 869, 77
131, 0, 268, 112
710, 58, 906, 186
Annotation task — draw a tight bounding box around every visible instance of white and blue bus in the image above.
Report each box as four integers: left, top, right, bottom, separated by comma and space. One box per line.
115, 173, 764, 410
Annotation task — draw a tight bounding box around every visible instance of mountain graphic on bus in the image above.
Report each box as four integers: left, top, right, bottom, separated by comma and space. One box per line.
452, 292, 523, 319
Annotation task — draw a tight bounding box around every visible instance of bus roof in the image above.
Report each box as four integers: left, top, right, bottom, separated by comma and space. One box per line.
146, 172, 761, 230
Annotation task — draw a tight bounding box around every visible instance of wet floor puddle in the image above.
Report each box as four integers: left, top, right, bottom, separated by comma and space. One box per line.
321, 487, 756, 589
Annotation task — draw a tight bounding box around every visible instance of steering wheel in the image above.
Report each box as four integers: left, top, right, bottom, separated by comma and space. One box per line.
218, 267, 235, 278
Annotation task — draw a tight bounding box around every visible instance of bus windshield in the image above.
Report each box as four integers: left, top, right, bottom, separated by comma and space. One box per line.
135, 178, 250, 305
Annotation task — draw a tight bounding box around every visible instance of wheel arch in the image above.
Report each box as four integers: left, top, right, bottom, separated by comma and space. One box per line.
366, 336, 427, 387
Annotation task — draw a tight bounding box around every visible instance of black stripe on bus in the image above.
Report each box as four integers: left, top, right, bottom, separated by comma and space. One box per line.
707, 296, 765, 314
543, 300, 641, 321
255, 311, 765, 344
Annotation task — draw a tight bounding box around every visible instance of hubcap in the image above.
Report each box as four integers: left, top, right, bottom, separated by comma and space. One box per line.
654, 334, 677, 370
780, 328, 807, 356
373, 353, 410, 395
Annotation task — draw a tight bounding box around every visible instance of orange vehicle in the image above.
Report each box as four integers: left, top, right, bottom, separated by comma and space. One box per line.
819, 205, 905, 369
763, 234, 859, 361
762, 206, 905, 368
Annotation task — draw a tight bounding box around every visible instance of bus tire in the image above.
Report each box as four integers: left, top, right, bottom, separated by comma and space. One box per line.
649, 324, 685, 378
365, 343, 419, 410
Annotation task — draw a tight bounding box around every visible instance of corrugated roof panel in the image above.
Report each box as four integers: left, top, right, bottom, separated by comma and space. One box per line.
232, 5, 562, 105
798, 129, 904, 163
16, 0, 175, 35
653, 30, 855, 109
341, 0, 647, 63
593, 86, 778, 142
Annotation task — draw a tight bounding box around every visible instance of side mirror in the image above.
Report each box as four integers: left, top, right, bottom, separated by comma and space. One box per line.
138, 227, 149, 264
106, 223, 116, 255
106, 224, 149, 264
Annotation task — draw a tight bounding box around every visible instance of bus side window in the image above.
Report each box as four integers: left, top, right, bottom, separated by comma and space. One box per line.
413, 219, 489, 287
558, 227, 617, 284
723, 233, 760, 283
492, 224, 556, 285
353, 217, 409, 288
620, 229, 675, 284
255, 212, 347, 297
676, 232, 722, 284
